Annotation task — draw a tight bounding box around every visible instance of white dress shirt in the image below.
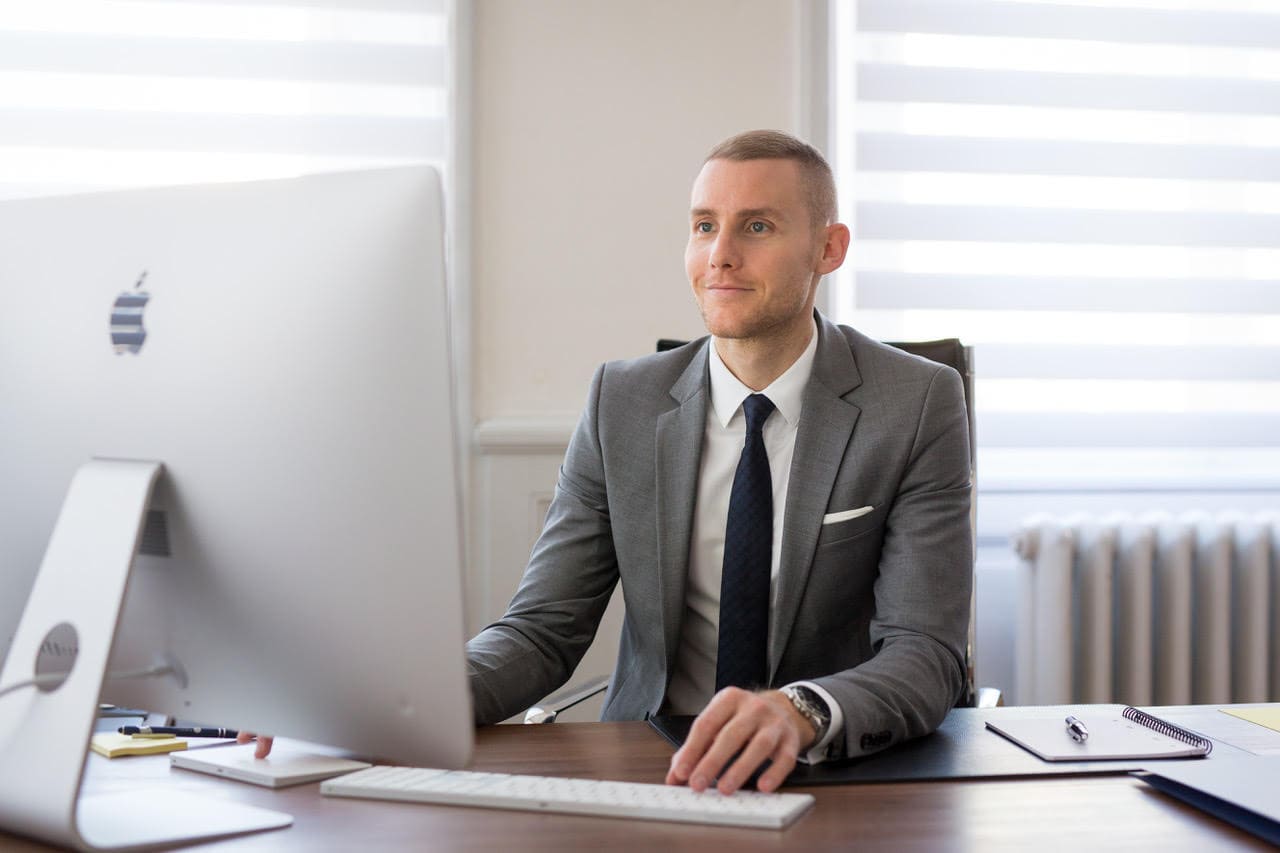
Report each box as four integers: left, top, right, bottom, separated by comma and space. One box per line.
665, 319, 844, 763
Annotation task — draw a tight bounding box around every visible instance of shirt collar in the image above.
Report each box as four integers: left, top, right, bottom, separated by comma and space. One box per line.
707, 318, 818, 429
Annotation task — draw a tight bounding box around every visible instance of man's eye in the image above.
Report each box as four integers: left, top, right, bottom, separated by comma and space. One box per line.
747, 221, 768, 233
696, 222, 713, 233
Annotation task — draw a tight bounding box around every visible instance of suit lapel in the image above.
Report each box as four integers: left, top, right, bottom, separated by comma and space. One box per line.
655, 341, 710, 678
770, 317, 861, 679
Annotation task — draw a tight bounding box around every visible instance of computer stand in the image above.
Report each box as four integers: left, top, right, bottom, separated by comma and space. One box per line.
0, 459, 291, 851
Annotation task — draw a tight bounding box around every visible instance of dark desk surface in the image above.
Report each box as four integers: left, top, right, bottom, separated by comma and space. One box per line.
2, 721, 1269, 851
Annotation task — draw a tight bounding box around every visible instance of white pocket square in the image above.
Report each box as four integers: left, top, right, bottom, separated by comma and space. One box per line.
822, 506, 874, 525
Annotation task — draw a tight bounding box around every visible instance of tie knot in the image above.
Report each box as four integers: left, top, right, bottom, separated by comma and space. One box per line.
742, 394, 775, 435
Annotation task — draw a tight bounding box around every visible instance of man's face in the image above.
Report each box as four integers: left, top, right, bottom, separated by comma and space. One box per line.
685, 158, 832, 343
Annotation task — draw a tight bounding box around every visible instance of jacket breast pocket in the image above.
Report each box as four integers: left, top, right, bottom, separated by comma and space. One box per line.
816, 505, 885, 549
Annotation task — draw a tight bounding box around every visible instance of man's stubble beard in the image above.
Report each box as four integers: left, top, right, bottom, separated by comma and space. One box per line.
695, 286, 816, 343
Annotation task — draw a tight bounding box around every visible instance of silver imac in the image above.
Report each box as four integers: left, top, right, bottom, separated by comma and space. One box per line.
0, 167, 472, 850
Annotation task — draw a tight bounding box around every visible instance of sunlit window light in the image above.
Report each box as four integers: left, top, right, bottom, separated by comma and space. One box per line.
847, 309, 1280, 348
853, 240, 1280, 279
981, 448, 1280, 483
0, 1, 444, 45
0, 146, 431, 199
1004, 0, 1280, 13
858, 33, 1280, 81
978, 379, 1280, 413
855, 172, 1280, 214
0, 71, 444, 118
854, 102, 1280, 148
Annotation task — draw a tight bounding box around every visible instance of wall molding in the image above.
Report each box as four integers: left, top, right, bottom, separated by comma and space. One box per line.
467, 418, 621, 722
473, 417, 576, 455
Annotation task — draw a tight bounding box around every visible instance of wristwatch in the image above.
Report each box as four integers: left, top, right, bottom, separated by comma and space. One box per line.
780, 685, 832, 749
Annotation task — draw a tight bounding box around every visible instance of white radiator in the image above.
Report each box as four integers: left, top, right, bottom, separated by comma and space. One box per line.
1013, 512, 1279, 706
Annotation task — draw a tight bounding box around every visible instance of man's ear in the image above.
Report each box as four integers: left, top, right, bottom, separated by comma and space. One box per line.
816, 223, 851, 275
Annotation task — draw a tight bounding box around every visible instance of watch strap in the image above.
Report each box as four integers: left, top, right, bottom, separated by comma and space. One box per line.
782, 685, 831, 748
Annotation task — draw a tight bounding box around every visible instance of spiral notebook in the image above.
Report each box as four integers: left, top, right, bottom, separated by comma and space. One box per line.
986, 707, 1213, 762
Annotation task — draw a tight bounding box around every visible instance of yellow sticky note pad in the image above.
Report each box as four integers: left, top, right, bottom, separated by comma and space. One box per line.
90, 732, 188, 759
1221, 706, 1280, 734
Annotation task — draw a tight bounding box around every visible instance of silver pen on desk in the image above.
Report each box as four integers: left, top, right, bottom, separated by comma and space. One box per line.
1065, 715, 1089, 743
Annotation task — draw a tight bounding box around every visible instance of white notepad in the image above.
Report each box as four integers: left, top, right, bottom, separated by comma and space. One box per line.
171, 742, 371, 788
986, 707, 1213, 762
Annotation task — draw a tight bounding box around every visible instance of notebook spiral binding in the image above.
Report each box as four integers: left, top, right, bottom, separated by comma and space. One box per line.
1123, 706, 1214, 755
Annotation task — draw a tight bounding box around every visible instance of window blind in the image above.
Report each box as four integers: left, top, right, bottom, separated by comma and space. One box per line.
0, 0, 448, 201
832, 0, 1280, 481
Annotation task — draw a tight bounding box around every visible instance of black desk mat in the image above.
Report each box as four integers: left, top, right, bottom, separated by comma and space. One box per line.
647, 707, 1217, 786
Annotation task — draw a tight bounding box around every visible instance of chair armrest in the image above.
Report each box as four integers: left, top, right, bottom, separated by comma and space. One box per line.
974, 686, 1003, 709
522, 675, 610, 724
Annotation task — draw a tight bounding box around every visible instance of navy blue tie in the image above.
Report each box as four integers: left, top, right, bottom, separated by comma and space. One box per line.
715, 393, 776, 692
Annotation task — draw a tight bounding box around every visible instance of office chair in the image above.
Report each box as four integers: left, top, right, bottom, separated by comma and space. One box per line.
880, 339, 987, 707
524, 336, 997, 723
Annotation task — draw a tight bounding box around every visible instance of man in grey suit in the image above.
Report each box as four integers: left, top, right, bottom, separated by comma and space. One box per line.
465, 130, 973, 795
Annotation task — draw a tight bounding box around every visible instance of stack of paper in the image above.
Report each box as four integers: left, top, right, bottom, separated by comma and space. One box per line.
90, 732, 188, 758
1221, 706, 1280, 734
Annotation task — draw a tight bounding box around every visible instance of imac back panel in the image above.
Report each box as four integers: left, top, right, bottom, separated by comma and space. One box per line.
0, 167, 472, 768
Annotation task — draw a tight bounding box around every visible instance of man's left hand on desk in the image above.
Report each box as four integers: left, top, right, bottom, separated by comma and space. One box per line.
665, 687, 815, 795
236, 731, 274, 758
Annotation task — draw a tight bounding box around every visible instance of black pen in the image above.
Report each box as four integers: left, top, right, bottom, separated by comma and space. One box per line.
118, 725, 239, 738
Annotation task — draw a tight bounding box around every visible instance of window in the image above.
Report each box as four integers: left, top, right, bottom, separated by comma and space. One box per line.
830, 0, 1280, 488
0, 0, 448, 201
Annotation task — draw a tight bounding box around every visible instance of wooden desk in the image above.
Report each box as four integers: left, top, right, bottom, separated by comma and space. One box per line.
1, 722, 1268, 851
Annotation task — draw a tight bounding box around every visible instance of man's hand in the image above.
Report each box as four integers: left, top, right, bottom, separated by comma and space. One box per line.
235, 732, 274, 759
664, 687, 817, 795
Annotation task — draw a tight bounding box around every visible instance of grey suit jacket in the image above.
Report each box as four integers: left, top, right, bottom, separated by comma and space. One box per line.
466, 312, 973, 759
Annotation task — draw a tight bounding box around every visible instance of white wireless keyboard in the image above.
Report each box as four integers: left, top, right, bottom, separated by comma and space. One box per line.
320, 766, 814, 829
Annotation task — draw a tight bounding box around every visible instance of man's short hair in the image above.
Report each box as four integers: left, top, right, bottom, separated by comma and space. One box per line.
704, 129, 837, 229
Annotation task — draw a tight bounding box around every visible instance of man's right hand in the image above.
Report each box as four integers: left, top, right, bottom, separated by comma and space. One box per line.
665, 687, 811, 794
235, 732, 274, 758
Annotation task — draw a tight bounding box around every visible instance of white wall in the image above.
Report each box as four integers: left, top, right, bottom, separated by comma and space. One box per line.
470, 0, 804, 421
466, 0, 806, 719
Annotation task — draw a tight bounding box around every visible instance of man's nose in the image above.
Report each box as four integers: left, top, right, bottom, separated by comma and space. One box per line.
709, 233, 739, 268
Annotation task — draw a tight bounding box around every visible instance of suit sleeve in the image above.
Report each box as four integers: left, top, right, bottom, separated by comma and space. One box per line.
811, 364, 973, 759
465, 364, 621, 725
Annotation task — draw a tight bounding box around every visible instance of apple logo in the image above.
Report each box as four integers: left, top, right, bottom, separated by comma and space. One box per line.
111, 271, 150, 355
